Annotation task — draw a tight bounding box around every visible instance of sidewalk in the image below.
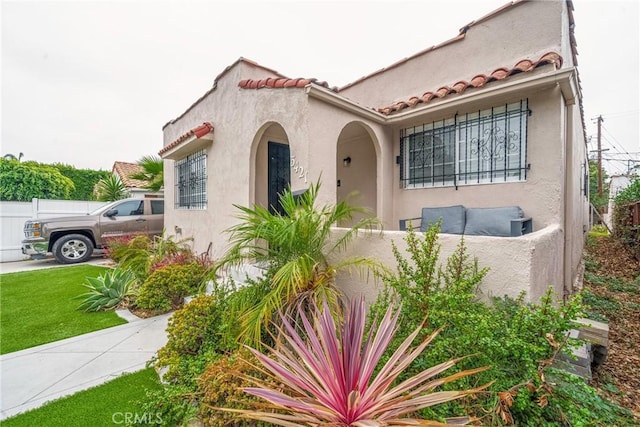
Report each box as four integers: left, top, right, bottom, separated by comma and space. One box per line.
0, 312, 171, 420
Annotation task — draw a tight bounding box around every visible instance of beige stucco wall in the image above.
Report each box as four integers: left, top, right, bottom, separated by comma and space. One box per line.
339, 0, 565, 107
160, 0, 586, 299
330, 224, 564, 306
389, 85, 565, 232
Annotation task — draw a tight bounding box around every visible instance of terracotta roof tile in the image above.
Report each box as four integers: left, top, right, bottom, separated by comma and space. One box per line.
238, 77, 335, 91
377, 52, 563, 115
112, 161, 147, 188
159, 122, 214, 156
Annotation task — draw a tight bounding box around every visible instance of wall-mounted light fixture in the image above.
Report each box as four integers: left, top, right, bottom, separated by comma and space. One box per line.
343, 156, 351, 167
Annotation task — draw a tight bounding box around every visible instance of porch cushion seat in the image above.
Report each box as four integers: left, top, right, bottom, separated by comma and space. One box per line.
420, 205, 466, 234
464, 206, 524, 237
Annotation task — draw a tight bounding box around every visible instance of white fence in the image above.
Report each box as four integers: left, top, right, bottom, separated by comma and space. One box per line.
0, 199, 107, 263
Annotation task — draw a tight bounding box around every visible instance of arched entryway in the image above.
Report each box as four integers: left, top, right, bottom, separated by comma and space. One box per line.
252, 123, 290, 214
336, 122, 378, 226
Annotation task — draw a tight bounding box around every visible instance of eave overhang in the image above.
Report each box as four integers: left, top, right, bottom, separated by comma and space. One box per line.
306, 67, 581, 126
159, 122, 214, 160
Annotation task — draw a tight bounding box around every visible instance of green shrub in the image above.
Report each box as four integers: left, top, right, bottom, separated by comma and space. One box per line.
368, 225, 623, 424
75, 267, 138, 311
155, 295, 228, 386
612, 177, 640, 259
136, 262, 206, 311
116, 233, 199, 281
198, 349, 275, 427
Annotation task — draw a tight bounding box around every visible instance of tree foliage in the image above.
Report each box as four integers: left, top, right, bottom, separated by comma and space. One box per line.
130, 155, 164, 192
0, 159, 75, 201
589, 160, 610, 210
53, 163, 110, 200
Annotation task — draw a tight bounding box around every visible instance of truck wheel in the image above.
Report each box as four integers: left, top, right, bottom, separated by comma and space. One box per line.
52, 234, 94, 264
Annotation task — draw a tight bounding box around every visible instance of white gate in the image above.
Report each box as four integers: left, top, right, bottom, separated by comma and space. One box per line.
0, 199, 107, 263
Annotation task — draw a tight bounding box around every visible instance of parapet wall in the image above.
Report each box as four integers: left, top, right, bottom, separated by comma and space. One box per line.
329, 224, 564, 305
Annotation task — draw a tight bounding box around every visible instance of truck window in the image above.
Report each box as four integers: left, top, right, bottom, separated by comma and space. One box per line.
108, 200, 144, 217
151, 200, 164, 215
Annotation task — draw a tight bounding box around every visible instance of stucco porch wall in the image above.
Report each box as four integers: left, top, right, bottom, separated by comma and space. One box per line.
329, 224, 564, 306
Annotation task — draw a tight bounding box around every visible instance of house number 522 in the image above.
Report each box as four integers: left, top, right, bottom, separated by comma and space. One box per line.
290, 155, 308, 183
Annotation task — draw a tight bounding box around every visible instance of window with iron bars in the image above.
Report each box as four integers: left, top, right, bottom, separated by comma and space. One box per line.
400, 100, 529, 188
175, 149, 207, 209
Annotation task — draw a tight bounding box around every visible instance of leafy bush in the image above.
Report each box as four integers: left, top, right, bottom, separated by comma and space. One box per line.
135, 262, 206, 311
115, 233, 198, 281
612, 177, 640, 259
52, 163, 110, 200
102, 234, 149, 263
75, 267, 138, 311
224, 297, 488, 425
0, 159, 75, 201
198, 349, 275, 427
369, 225, 595, 424
155, 295, 228, 386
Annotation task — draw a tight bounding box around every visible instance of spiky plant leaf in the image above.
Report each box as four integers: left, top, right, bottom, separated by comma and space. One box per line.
220, 297, 490, 425
74, 267, 138, 312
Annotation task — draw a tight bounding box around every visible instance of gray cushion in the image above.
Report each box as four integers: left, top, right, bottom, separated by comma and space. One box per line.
464, 206, 524, 237
420, 205, 466, 234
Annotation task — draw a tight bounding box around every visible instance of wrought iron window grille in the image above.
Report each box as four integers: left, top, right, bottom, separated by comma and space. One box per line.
400, 99, 530, 189
175, 149, 207, 209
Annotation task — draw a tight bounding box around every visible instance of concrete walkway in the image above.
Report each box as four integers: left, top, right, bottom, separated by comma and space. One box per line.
0, 312, 171, 420
0, 257, 171, 420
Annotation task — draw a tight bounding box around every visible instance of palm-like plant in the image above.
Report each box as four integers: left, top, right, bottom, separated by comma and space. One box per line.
219, 180, 387, 347
130, 155, 164, 192
94, 174, 129, 201
224, 297, 490, 426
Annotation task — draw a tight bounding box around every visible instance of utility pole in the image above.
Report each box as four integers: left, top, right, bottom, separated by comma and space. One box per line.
596, 115, 604, 198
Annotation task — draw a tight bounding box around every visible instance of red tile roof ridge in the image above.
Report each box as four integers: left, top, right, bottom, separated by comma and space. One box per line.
377, 52, 562, 115
159, 122, 214, 156
163, 57, 288, 130
238, 77, 335, 91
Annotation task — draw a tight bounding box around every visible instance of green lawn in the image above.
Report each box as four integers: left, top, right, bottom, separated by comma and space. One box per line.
0, 368, 163, 427
0, 265, 127, 354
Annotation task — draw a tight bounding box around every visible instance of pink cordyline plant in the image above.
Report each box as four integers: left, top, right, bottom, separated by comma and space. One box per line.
223, 297, 490, 426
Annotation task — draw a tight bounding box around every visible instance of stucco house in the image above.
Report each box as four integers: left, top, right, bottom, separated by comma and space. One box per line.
160, 0, 589, 303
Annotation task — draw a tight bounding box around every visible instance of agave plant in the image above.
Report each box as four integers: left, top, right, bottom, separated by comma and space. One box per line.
219, 179, 388, 347
76, 267, 138, 312
224, 297, 490, 426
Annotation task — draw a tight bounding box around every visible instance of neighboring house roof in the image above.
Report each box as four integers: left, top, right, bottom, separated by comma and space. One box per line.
112, 161, 148, 189
159, 122, 214, 156
377, 52, 563, 115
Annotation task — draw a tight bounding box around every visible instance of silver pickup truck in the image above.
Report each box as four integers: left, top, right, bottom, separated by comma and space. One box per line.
22, 198, 164, 264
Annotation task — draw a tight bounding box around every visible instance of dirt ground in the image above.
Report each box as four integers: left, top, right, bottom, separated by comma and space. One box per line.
583, 235, 640, 417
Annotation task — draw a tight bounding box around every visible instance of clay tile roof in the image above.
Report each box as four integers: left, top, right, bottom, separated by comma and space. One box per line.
377, 52, 562, 115
158, 122, 214, 156
238, 77, 335, 91
112, 161, 147, 188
